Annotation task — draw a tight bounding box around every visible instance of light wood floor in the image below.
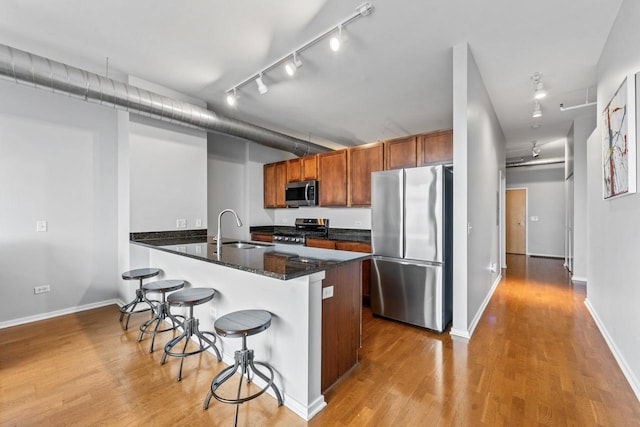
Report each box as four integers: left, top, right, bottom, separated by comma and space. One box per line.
1, 255, 640, 426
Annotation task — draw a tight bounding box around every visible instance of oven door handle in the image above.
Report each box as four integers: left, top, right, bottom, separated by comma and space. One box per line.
304, 182, 310, 204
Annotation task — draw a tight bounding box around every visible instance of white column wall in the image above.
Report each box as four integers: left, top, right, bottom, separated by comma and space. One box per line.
0, 81, 119, 325
586, 0, 640, 400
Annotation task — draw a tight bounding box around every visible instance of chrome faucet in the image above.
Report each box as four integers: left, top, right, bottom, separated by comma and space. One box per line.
216, 209, 243, 250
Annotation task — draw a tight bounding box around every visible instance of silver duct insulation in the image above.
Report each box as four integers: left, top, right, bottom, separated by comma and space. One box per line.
0, 44, 330, 157
506, 157, 565, 168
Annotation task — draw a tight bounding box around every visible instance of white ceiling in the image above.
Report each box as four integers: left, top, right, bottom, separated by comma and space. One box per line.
0, 0, 623, 159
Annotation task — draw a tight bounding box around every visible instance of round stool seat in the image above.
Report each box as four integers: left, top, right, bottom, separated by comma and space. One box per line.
168, 288, 216, 307
122, 268, 160, 281
214, 309, 272, 338
143, 279, 185, 293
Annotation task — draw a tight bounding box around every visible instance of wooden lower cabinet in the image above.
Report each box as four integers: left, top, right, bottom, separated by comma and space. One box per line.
321, 261, 361, 392
250, 233, 273, 243
307, 239, 372, 305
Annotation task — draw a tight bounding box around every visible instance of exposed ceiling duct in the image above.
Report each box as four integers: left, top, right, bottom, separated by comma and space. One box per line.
0, 44, 330, 157
506, 156, 565, 168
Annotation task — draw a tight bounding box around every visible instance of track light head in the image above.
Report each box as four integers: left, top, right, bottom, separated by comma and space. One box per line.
531, 141, 541, 158
285, 52, 303, 77
330, 25, 343, 52
226, 88, 237, 106
532, 72, 547, 100
256, 74, 268, 95
532, 101, 542, 118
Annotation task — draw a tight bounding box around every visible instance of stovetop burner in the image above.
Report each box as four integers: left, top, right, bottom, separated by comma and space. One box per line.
273, 218, 329, 245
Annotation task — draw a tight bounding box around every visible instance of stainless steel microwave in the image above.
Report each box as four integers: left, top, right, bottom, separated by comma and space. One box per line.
285, 180, 318, 207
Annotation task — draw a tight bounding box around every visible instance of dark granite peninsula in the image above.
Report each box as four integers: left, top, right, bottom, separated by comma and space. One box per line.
128, 231, 368, 420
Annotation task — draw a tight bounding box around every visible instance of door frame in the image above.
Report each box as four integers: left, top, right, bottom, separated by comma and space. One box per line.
505, 187, 528, 256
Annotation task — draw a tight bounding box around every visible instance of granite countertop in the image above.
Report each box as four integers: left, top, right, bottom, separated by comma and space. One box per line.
130, 233, 369, 280
250, 226, 371, 244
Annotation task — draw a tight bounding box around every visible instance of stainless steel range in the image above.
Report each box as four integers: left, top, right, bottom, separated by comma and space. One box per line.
272, 218, 329, 245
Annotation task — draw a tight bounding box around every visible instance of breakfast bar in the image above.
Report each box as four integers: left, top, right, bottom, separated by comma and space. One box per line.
129, 235, 368, 420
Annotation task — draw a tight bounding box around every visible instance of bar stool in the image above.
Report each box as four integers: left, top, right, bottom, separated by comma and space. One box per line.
120, 268, 160, 330
161, 287, 222, 381
137, 279, 186, 353
203, 309, 283, 426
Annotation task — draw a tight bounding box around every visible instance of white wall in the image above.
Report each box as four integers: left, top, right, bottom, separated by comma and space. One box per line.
452, 42, 505, 339
0, 81, 118, 324
129, 116, 207, 232
571, 114, 596, 281
507, 164, 566, 257
586, 0, 640, 400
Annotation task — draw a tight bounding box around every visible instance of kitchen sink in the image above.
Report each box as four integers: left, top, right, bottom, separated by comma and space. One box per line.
222, 241, 272, 249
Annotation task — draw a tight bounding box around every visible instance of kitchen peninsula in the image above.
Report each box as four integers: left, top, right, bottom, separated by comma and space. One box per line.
129, 231, 368, 420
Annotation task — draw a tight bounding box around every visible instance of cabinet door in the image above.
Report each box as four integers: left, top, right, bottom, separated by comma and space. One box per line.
306, 238, 336, 249
263, 163, 276, 208
318, 150, 348, 207
286, 158, 302, 182
348, 142, 384, 207
419, 130, 453, 166
251, 233, 273, 243
384, 135, 417, 170
335, 241, 372, 253
275, 161, 287, 207
302, 155, 318, 180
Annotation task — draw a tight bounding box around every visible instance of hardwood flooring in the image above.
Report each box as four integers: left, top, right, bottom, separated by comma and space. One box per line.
1, 255, 639, 426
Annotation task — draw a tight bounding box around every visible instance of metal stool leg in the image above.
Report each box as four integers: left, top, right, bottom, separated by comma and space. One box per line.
119, 278, 154, 330
161, 306, 222, 381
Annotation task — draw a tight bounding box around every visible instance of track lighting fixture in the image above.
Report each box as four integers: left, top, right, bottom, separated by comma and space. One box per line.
330, 25, 343, 52
224, 2, 374, 105
226, 88, 237, 106
532, 72, 547, 100
531, 141, 541, 158
285, 52, 302, 77
532, 101, 542, 118
255, 73, 268, 95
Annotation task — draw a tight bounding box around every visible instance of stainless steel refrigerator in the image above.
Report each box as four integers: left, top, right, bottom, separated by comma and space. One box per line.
370, 165, 453, 332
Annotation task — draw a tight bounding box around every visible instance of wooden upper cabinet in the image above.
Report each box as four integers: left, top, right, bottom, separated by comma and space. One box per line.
263, 163, 277, 208
275, 161, 287, 207
286, 158, 302, 183
301, 155, 318, 180
348, 142, 384, 207
318, 149, 348, 207
418, 129, 453, 166
384, 135, 418, 170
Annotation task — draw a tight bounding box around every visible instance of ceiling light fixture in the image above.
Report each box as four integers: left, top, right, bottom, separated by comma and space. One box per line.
531, 72, 547, 100
532, 101, 542, 118
285, 52, 303, 77
330, 25, 343, 52
223, 2, 374, 104
256, 73, 268, 95
531, 141, 541, 158
226, 88, 237, 106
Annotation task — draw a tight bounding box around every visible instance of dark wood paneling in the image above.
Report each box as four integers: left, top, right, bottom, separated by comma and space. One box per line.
321, 261, 361, 392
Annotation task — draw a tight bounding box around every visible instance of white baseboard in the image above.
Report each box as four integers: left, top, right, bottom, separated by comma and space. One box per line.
528, 252, 564, 259
571, 276, 587, 285
0, 299, 122, 330
585, 299, 640, 402
450, 272, 502, 341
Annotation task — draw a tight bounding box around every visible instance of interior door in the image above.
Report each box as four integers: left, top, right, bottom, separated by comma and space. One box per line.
506, 189, 526, 254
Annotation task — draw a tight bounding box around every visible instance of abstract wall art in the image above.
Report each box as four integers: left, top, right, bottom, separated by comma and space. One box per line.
602, 74, 637, 199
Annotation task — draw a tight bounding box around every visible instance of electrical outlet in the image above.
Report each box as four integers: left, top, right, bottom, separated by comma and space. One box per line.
36, 220, 47, 232
195, 218, 202, 227
209, 307, 217, 318
34, 285, 50, 294
530, 216, 539, 222
355, 220, 363, 226
322, 286, 334, 299
176, 218, 186, 228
